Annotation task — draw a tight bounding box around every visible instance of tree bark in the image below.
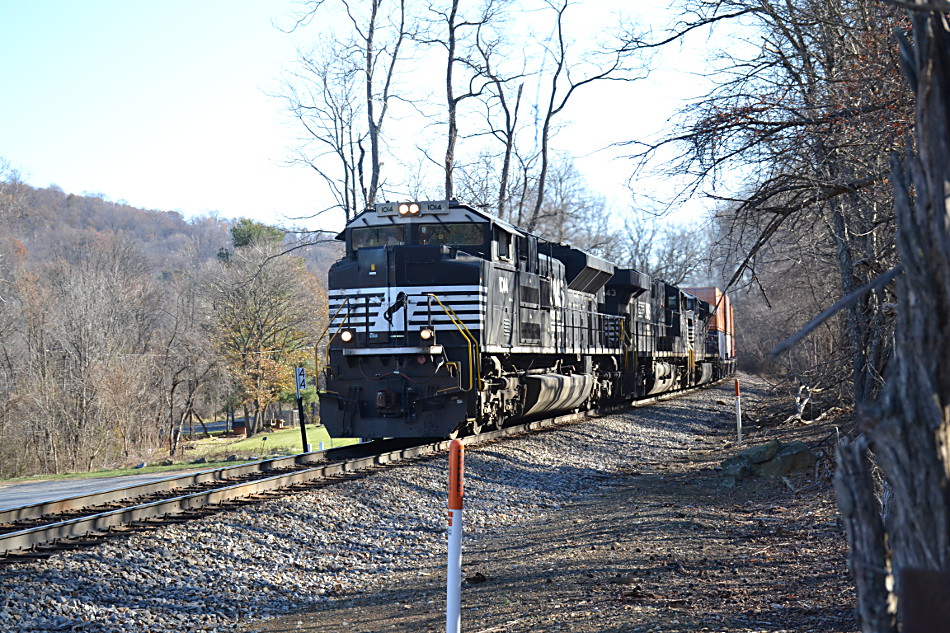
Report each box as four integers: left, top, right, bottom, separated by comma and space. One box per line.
837, 5, 950, 630
835, 436, 896, 632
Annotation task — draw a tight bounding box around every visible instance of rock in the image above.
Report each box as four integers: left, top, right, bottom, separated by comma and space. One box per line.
611, 573, 638, 585
757, 441, 818, 477
159, 459, 174, 466
721, 458, 754, 480
191, 457, 207, 464
721, 440, 818, 481
225, 455, 239, 462
742, 439, 782, 464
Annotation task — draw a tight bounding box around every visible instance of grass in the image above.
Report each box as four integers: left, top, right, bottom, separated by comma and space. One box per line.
0, 425, 359, 484
184, 424, 358, 460
0, 461, 230, 484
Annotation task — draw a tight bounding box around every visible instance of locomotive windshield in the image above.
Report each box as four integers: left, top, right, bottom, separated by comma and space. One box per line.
349, 222, 485, 251
351, 225, 407, 248
416, 223, 484, 246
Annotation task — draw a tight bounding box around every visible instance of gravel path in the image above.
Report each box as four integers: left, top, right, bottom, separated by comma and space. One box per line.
1, 375, 850, 632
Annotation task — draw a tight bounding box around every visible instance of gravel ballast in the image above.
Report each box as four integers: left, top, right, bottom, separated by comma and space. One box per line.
0, 375, 854, 632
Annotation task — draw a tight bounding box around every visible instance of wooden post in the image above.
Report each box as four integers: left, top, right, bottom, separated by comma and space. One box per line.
898, 568, 950, 633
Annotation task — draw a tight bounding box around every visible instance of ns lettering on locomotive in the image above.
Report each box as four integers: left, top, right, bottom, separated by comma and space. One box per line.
319, 200, 736, 439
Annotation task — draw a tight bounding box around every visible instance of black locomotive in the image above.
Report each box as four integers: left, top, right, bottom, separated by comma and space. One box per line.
319, 200, 736, 439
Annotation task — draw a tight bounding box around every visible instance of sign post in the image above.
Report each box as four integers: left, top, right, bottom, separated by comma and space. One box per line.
735, 378, 743, 445
447, 439, 464, 633
294, 367, 310, 452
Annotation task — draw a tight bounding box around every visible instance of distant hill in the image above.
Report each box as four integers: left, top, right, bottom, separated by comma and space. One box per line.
2, 183, 341, 279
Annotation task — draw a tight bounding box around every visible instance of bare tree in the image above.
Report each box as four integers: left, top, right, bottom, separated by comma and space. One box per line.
415, 0, 512, 200
0, 158, 27, 221
287, 0, 411, 218
15, 236, 164, 473
285, 41, 366, 220
613, 211, 709, 285
526, 0, 647, 230
629, 0, 908, 404
835, 3, 950, 631
155, 261, 221, 457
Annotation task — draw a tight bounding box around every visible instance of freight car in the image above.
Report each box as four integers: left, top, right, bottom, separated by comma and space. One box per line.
318, 200, 735, 439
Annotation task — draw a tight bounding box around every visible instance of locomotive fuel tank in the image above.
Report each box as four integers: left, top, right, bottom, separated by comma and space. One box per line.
646, 361, 677, 395
522, 373, 595, 417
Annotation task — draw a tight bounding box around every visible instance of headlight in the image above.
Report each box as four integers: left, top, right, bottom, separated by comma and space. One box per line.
420, 327, 434, 341
398, 202, 421, 215
340, 329, 354, 343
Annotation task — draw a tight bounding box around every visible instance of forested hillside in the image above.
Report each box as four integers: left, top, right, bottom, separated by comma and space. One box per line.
0, 176, 339, 477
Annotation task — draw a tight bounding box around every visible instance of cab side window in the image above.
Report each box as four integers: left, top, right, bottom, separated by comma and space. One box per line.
495, 228, 512, 261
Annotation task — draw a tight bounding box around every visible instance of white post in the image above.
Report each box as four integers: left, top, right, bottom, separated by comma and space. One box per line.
735, 378, 743, 445
447, 439, 465, 633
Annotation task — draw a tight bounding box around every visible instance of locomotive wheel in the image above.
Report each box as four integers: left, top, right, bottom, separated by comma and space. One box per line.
448, 418, 483, 439
467, 418, 484, 435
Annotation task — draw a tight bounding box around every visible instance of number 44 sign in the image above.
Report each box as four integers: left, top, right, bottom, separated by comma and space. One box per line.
294, 367, 307, 398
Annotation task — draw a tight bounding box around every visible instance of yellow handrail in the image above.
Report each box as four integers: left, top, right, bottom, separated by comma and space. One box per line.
426, 293, 482, 392
314, 297, 352, 372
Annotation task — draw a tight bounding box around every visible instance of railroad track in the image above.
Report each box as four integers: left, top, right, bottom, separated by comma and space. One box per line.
0, 384, 717, 562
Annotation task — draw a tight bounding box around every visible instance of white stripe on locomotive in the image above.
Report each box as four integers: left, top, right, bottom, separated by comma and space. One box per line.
329, 285, 486, 332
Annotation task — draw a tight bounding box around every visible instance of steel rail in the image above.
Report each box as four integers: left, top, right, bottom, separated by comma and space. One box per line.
0, 379, 722, 557
0, 454, 310, 526
0, 436, 430, 527
0, 439, 442, 556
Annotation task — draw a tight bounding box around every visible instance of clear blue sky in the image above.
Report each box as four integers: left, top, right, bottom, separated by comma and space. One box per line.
0, 1, 713, 231
1, 1, 317, 227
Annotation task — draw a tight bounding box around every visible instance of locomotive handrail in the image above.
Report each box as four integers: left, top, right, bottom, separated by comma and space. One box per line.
557, 305, 625, 354
629, 317, 639, 375
425, 293, 482, 392
620, 316, 632, 372
317, 296, 351, 346
320, 297, 353, 369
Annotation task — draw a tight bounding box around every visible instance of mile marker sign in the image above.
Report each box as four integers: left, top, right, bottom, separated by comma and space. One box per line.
294, 367, 307, 397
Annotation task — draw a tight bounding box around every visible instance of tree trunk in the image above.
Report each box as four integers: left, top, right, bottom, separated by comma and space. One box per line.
836, 7, 950, 630
497, 83, 522, 218
443, 0, 459, 200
